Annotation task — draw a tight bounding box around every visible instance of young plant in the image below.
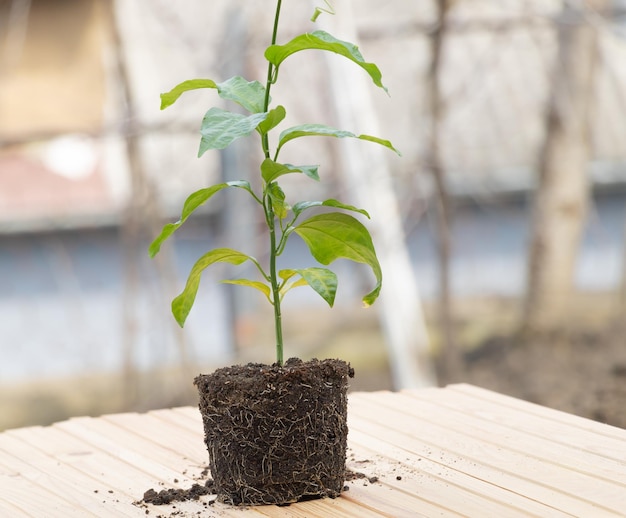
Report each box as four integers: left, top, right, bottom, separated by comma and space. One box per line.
149, 0, 399, 366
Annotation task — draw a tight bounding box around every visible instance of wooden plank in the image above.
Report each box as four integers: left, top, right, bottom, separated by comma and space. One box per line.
4, 420, 269, 517
340, 477, 453, 518
2, 426, 154, 516
348, 421, 562, 517
6, 424, 178, 512
138, 408, 451, 516
346, 426, 570, 517
348, 392, 624, 516
2, 386, 626, 516
157, 406, 203, 427
132, 408, 420, 517
0, 473, 65, 518
250, 495, 389, 518
0, 493, 28, 518
68, 414, 280, 516
110, 406, 446, 517
406, 386, 626, 471
0, 454, 97, 518
345, 443, 473, 518
101, 411, 207, 462
54, 416, 200, 486
170, 406, 203, 424
82, 411, 373, 517
59, 414, 204, 476
448, 383, 626, 440
391, 389, 626, 487
162, 406, 463, 516
53, 417, 262, 517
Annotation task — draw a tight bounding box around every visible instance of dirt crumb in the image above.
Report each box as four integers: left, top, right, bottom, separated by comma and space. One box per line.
140, 479, 215, 506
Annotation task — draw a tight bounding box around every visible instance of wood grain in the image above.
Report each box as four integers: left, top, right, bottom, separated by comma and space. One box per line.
1, 384, 625, 517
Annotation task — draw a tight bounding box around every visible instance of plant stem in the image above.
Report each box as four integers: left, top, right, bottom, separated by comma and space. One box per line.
262, 0, 283, 160
268, 210, 284, 365
264, 0, 284, 365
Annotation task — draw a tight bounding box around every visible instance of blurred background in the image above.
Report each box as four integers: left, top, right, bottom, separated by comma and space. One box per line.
2, 0, 626, 431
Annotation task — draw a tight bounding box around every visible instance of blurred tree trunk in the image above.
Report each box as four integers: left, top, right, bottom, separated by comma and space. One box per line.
320, 0, 436, 388
108, 0, 193, 404
619, 215, 626, 321
217, 7, 251, 355
522, 3, 602, 334
428, 0, 462, 376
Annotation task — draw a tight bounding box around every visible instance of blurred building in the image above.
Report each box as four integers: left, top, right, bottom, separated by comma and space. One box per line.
1, 0, 626, 383
0, 0, 117, 231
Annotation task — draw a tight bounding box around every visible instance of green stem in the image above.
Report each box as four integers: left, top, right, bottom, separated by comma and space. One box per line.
262, 0, 283, 160
268, 205, 284, 365
264, 0, 284, 365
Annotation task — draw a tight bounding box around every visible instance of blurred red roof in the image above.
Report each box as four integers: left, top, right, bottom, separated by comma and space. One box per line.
0, 151, 116, 232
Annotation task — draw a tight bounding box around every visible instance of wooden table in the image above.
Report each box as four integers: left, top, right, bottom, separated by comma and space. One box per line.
1, 383, 625, 517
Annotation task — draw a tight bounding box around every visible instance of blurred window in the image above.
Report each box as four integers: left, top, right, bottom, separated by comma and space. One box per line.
0, 0, 106, 139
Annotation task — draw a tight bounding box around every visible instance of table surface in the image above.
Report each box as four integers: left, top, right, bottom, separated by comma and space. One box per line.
1, 383, 626, 517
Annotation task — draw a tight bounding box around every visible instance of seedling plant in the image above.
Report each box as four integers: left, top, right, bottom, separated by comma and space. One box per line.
149, 0, 399, 365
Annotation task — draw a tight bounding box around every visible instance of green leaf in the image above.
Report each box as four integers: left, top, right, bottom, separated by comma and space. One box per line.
216, 76, 267, 113
260, 159, 291, 184
357, 134, 402, 156
258, 105, 286, 134
292, 199, 370, 218
277, 124, 400, 156
278, 269, 298, 282
295, 267, 338, 307
160, 77, 267, 113
278, 267, 337, 306
265, 30, 387, 92
294, 213, 382, 306
199, 108, 269, 156
172, 248, 252, 327
160, 79, 217, 110
291, 164, 320, 181
148, 181, 252, 257
279, 124, 353, 147
287, 278, 309, 290
267, 182, 289, 219
221, 279, 271, 303
261, 159, 320, 183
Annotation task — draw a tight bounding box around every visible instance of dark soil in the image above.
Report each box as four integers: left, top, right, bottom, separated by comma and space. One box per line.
194, 358, 354, 505
437, 323, 626, 429
138, 469, 374, 511
141, 480, 214, 505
